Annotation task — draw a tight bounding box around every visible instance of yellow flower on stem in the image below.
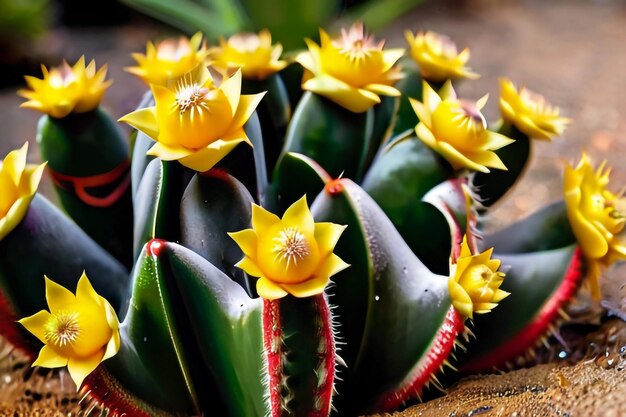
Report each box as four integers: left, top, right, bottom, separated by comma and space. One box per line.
119, 65, 265, 172
126, 32, 208, 86
564, 154, 626, 298
499, 78, 571, 141
448, 235, 509, 320
18, 57, 111, 118
229, 196, 349, 300
296, 22, 404, 113
18, 272, 120, 389
410, 81, 514, 173
0, 143, 46, 241
209, 29, 288, 80
405, 30, 479, 82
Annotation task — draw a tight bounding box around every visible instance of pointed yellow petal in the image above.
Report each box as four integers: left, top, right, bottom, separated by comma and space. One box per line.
282, 196, 314, 235
67, 350, 104, 389
251, 204, 280, 236
365, 83, 401, 97
256, 276, 288, 300
33, 345, 68, 368
476, 94, 489, 111
235, 256, 263, 277
314, 223, 347, 257
102, 316, 120, 362
220, 70, 243, 116
484, 131, 515, 151
436, 141, 490, 173
18, 310, 51, 343
228, 229, 258, 257
76, 272, 101, 307
415, 122, 437, 148
464, 150, 508, 171
45, 276, 76, 312
280, 273, 329, 298
179, 137, 246, 172
2, 143, 28, 185
118, 107, 159, 140
302, 75, 380, 113
422, 81, 442, 112
448, 279, 473, 319
438, 80, 456, 101
229, 92, 265, 130
410, 98, 430, 126
147, 142, 193, 160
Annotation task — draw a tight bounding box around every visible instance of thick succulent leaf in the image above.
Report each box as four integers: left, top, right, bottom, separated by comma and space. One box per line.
37, 108, 133, 266
470, 124, 530, 208
362, 135, 455, 274
0, 194, 128, 318
105, 242, 207, 414
462, 244, 581, 370
281, 91, 374, 181
366, 95, 400, 172
130, 90, 157, 200
162, 242, 267, 417
481, 200, 575, 253
180, 171, 256, 296
392, 61, 423, 136
266, 152, 331, 215
311, 179, 451, 413
242, 74, 291, 173
133, 159, 188, 259
216, 112, 268, 203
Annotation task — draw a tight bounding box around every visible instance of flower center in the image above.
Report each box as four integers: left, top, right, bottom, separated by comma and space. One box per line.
337, 23, 382, 61
432, 33, 458, 59
431, 100, 487, 150
273, 227, 310, 267
229, 33, 261, 53
176, 81, 210, 114
44, 312, 80, 347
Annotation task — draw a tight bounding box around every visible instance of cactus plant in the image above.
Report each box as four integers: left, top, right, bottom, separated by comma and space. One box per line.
1, 23, 621, 417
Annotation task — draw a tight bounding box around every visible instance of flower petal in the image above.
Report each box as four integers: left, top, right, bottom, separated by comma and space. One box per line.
45, 276, 76, 312
2, 143, 28, 185
256, 276, 289, 300
302, 74, 380, 113
33, 345, 68, 368
179, 137, 246, 172
365, 83, 401, 97
76, 271, 102, 307
220, 70, 243, 117
314, 223, 347, 257
67, 350, 105, 389
147, 142, 193, 160
18, 310, 51, 343
281, 196, 314, 235
228, 229, 258, 258
118, 107, 159, 140
229, 92, 265, 131
251, 204, 280, 236
235, 256, 263, 278
280, 273, 329, 298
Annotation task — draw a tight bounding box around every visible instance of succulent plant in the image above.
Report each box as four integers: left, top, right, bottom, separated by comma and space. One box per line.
1, 23, 621, 417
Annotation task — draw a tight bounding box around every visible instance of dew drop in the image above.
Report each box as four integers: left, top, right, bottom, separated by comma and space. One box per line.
374, 295, 380, 301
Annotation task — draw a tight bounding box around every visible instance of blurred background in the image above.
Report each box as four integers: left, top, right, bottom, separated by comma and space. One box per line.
0, 0, 625, 227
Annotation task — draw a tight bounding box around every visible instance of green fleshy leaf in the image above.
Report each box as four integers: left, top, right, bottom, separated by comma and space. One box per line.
266, 152, 331, 215
105, 243, 209, 414
37, 108, 133, 266
163, 242, 267, 417
216, 112, 268, 203
362, 134, 455, 274
281, 92, 374, 181
180, 171, 256, 296
0, 194, 128, 318
470, 123, 530, 208
311, 179, 451, 413
481, 200, 575, 253
242, 74, 291, 174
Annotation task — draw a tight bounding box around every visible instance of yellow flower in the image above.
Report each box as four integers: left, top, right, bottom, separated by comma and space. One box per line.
564, 154, 626, 298
126, 32, 208, 86
229, 196, 349, 300
448, 235, 509, 320
0, 143, 46, 241
209, 29, 288, 80
18, 57, 111, 118
405, 30, 479, 82
18, 272, 120, 389
296, 22, 404, 113
499, 78, 571, 141
410, 81, 514, 173
119, 65, 264, 172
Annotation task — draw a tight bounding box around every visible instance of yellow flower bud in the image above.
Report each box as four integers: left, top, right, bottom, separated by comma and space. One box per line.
296, 22, 404, 113
564, 154, 626, 298
18, 57, 111, 118
410, 81, 514, 173
0, 143, 46, 241
126, 32, 208, 86
229, 196, 349, 300
405, 30, 479, 82
209, 29, 288, 80
499, 78, 570, 140
448, 236, 509, 320
18, 272, 120, 389
119, 65, 265, 172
